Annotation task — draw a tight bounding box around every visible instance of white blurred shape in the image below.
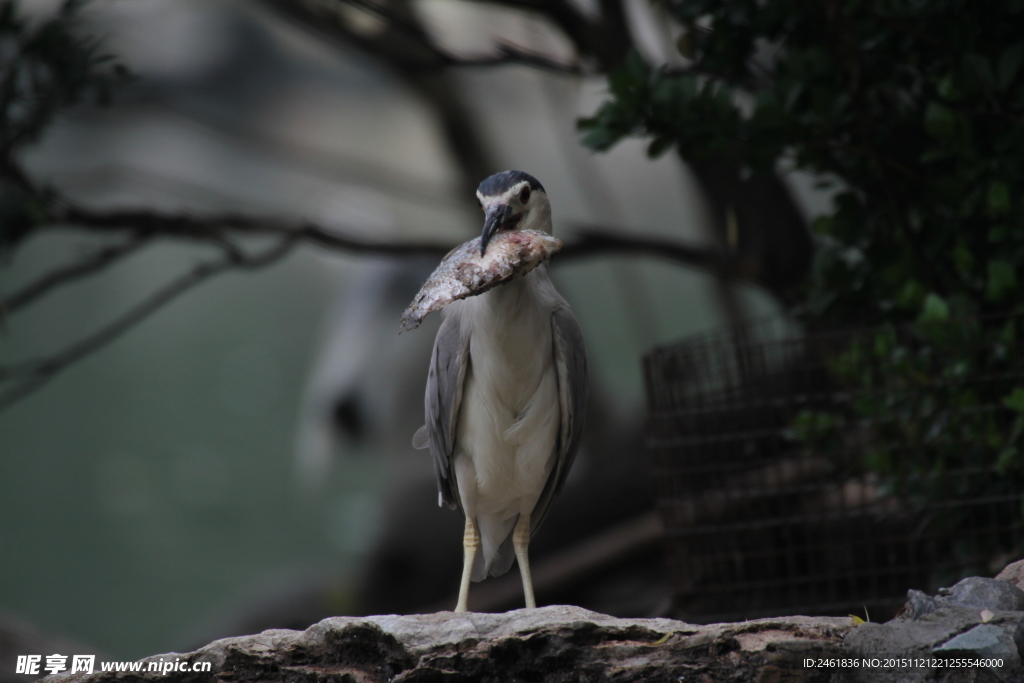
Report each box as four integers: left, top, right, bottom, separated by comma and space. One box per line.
294, 258, 437, 488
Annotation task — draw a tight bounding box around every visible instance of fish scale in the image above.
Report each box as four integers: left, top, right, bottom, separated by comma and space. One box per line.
399, 230, 563, 332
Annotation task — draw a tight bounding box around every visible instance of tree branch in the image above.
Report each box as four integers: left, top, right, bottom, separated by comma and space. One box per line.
264, 0, 499, 194
0, 236, 297, 412
563, 224, 756, 280
53, 202, 752, 277
476, 0, 628, 69
1, 232, 153, 315
325, 0, 586, 74
437, 43, 585, 75
54, 203, 454, 256
0, 196, 752, 415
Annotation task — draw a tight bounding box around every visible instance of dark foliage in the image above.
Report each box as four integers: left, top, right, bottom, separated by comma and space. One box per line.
580, 0, 1024, 326
0, 0, 128, 248
580, 1, 1024, 562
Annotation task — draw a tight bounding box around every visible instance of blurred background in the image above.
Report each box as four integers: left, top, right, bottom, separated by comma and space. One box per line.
0, 0, 789, 663
3, 0, 1023, 672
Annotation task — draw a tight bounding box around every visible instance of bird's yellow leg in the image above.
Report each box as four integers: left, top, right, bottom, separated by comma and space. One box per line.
455, 516, 479, 613
513, 513, 536, 608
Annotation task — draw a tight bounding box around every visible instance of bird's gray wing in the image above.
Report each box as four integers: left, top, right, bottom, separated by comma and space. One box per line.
419, 305, 470, 512
530, 304, 588, 533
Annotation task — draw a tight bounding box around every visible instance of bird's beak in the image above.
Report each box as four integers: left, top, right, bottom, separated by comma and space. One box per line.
480, 203, 516, 256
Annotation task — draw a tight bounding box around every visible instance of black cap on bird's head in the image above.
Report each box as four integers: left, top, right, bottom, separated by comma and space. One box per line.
477, 170, 548, 256
477, 170, 544, 197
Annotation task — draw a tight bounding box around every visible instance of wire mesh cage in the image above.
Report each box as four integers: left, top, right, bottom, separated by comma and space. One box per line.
645, 316, 1024, 623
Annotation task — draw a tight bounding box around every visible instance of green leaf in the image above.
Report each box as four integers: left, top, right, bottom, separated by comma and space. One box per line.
986, 260, 1016, 300
579, 125, 621, 151
1003, 388, 1024, 414
647, 136, 675, 158
952, 241, 974, 274
897, 280, 926, 309
608, 55, 645, 97
650, 76, 675, 109
608, 66, 633, 97
1001, 319, 1017, 343
624, 49, 646, 83
987, 181, 1010, 215
989, 224, 1009, 242
786, 410, 841, 445
997, 445, 1019, 475
918, 293, 949, 323
924, 102, 955, 138
937, 75, 962, 101
811, 215, 832, 235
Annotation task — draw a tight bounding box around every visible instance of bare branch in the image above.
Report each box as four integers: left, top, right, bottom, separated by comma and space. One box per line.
563, 224, 756, 280
328, 0, 586, 73
264, 0, 500, 194
467, 0, 631, 70
436, 43, 585, 75
0, 236, 297, 412
0, 196, 752, 415
1, 232, 153, 315
53, 203, 753, 277
54, 203, 454, 257
334, 0, 430, 43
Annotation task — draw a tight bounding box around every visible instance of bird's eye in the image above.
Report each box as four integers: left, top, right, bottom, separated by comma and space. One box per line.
519, 187, 531, 204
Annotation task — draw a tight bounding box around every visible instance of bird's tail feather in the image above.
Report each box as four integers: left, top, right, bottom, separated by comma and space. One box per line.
472, 514, 518, 581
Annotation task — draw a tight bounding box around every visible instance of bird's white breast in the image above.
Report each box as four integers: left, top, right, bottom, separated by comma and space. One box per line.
452, 268, 562, 521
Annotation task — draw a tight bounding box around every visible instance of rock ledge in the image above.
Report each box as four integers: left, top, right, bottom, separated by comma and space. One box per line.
46, 606, 852, 682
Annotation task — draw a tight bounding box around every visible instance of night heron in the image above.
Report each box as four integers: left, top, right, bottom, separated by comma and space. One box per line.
413, 170, 588, 612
